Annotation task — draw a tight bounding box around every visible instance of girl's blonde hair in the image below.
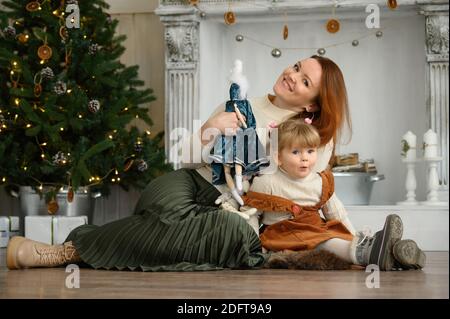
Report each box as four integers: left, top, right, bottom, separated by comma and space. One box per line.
277, 114, 321, 151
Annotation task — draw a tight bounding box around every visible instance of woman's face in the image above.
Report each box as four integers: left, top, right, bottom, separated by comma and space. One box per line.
272, 58, 322, 113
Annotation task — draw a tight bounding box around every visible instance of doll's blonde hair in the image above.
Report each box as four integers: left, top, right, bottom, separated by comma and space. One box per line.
277, 114, 321, 151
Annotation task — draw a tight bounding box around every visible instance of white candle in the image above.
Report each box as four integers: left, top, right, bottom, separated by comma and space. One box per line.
423, 129, 439, 159
402, 131, 416, 160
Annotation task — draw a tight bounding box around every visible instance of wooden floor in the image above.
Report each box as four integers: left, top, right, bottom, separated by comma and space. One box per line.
0, 248, 448, 299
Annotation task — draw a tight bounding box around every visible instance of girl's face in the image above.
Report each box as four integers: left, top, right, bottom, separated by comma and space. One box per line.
272, 58, 322, 113
278, 144, 318, 179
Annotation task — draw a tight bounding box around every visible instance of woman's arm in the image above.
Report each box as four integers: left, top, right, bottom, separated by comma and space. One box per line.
180, 103, 244, 169
322, 193, 356, 235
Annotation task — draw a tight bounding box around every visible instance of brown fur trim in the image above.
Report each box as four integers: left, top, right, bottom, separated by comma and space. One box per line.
263, 252, 290, 269
264, 250, 352, 270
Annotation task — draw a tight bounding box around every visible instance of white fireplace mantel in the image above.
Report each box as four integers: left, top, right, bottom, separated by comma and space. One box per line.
157, 0, 443, 20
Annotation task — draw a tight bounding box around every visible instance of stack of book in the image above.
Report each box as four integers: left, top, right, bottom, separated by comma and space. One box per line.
332, 153, 377, 173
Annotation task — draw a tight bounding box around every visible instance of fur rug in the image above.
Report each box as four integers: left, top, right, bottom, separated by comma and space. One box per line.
264, 250, 353, 270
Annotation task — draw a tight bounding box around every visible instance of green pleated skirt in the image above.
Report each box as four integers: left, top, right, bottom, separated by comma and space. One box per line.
65, 168, 267, 271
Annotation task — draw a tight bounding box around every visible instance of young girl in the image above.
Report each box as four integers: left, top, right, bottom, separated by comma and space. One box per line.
241, 115, 426, 271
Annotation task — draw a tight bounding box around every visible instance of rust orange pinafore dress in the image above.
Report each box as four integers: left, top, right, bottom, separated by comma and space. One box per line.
242, 170, 354, 252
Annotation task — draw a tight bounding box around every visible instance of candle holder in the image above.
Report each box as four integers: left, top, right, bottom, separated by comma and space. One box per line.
397, 158, 419, 205
421, 156, 447, 206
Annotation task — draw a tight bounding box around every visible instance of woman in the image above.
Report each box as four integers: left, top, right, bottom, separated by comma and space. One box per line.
7, 55, 352, 271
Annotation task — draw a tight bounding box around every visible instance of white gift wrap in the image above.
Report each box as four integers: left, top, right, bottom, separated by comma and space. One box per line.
0, 216, 20, 248
52, 216, 88, 245
25, 216, 88, 245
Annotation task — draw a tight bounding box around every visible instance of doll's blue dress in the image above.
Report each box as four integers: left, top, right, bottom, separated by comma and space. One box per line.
209, 83, 269, 185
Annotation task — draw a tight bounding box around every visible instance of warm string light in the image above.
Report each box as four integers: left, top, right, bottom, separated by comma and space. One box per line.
26, 167, 122, 190
111, 169, 121, 183
36, 137, 47, 161
86, 168, 116, 186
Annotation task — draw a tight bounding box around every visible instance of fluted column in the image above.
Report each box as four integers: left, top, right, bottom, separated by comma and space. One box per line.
420, 3, 449, 195
157, 8, 199, 169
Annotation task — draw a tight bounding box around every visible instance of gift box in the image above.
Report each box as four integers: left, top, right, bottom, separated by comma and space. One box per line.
25, 216, 88, 245
0, 216, 20, 248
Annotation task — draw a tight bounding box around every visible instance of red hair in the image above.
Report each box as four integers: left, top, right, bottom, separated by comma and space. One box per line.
300, 55, 352, 146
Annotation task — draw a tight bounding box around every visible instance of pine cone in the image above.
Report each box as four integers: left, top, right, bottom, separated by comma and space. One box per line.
88, 99, 100, 113
41, 67, 54, 80
2, 26, 16, 38
52, 151, 68, 166
136, 159, 148, 172
88, 43, 99, 55
53, 81, 67, 95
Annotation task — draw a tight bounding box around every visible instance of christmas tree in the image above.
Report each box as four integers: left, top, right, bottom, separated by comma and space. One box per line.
0, 0, 172, 202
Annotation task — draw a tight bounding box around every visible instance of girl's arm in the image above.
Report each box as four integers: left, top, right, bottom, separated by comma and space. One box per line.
322, 193, 356, 235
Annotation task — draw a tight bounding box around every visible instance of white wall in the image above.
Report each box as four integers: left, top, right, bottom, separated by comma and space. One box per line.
199, 15, 428, 205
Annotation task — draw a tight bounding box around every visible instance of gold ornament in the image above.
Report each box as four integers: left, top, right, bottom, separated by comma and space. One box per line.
326, 19, 340, 33
10, 71, 21, 89
25, 1, 40, 12
34, 72, 42, 97
224, 11, 236, 25
59, 26, 68, 40
17, 33, 30, 44
67, 187, 74, 203
47, 199, 59, 215
38, 44, 52, 60
387, 0, 397, 9
283, 25, 289, 40
34, 84, 42, 97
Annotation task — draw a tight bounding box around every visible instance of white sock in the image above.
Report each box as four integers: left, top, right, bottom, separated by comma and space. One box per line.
235, 174, 243, 194
315, 238, 353, 263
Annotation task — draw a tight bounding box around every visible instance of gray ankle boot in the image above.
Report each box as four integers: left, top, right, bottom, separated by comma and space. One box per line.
350, 214, 403, 271
393, 239, 426, 270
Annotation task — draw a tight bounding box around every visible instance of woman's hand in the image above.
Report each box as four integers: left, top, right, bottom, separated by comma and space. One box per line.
201, 111, 246, 145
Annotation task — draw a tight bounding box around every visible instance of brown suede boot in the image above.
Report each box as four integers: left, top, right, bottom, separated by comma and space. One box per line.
7, 236, 82, 270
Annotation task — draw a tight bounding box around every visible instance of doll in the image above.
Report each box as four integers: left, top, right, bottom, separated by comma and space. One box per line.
209, 60, 269, 205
